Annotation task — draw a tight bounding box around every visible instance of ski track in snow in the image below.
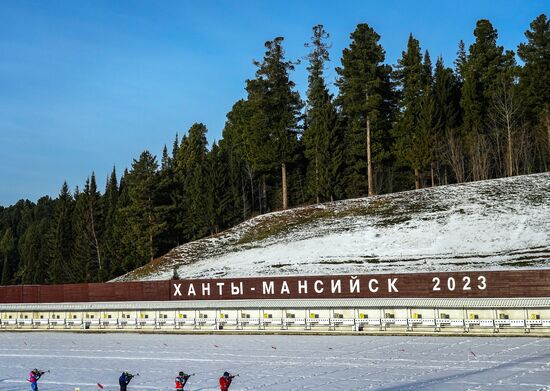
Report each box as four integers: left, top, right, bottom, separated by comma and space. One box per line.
118, 173, 550, 281
1, 333, 550, 390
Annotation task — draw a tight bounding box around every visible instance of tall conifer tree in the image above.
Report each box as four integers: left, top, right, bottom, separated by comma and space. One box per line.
303, 25, 342, 203
47, 182, 75, 284
335, 23, 396, 197
245, 37, 303, 210
518, 14, 550, 169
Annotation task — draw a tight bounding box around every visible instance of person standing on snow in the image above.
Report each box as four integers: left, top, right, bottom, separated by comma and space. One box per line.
29, 369, 45, 391
119, 372, 134, 391
219, 371, 236, 391
175, 371, 191, 391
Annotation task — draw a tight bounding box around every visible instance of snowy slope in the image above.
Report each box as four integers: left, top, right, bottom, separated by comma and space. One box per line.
118, 173, 550, 281
1, 333, 550, 391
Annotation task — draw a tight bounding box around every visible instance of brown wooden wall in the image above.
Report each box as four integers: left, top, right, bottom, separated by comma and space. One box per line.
0, 270, 549, 304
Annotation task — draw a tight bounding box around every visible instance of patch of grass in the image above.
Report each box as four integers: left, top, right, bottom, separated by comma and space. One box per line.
364, 258, 382, 264
502, 260, 545, 267
318, 260, 365, 265
236, 199, 409, 245
271, 263, 292, 269
375, 216, 411, 227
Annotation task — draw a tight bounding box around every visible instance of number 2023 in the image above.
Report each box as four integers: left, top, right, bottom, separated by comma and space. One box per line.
432, 276, 487, 291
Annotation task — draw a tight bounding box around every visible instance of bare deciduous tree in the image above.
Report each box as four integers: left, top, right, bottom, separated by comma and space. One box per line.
470, 133, 491, 181
443, 128, 466, 183
489, 77, 522, 177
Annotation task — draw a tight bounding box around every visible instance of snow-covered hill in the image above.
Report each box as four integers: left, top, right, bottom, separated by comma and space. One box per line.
118, 173, 550, 281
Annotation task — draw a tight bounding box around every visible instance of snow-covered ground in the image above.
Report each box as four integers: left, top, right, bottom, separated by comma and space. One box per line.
1, 333, 550, 390
119, 173, 550, 281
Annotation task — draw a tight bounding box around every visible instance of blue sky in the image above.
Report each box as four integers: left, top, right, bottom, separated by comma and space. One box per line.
0, 0, 547, 206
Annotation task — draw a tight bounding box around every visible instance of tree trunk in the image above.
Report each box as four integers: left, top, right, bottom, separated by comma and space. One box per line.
246, 165, 254, 213
367, 116, 375, 196
507, 125, 513, 177
89, 205, 101, 274
315, 154, 320, 204
414, 168, 422, 190
148, 211, 154, 262
282, 163, 288, 210
262, 177, 267, 213
430, 163, 435, 187
258, 179, 262, 214
241, 179, 247, 220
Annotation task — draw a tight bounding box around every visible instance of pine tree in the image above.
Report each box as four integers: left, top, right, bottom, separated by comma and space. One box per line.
245, 37, 303, 210
335, 23, 396, 197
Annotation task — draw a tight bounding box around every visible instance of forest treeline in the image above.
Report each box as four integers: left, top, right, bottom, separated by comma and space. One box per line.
1, 16, 549, 285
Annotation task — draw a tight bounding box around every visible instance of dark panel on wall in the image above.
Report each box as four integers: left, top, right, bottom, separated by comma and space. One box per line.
39, 284, 64, 303
1, 270, 550, 304
88, 282, 117, 302
63, 284, 89, 303
22, 286, 40, 303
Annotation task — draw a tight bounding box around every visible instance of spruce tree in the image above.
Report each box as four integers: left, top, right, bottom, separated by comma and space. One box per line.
245, 37, 303, 210
518, 14, 550, 170
220, 99, 254, 220
109, 169, 131, 277
0, 228, 14, 285
156, 144, 179, 254
47, 182, 75, 284
335, 23, 396, 197
175, 123, 211, 240
16, 196, 53, 284
72, 174, 103, 282
461, 19, 515, 180
206, 142, 232, 234
101, 167, 118, 280
393, 34, 423, 187
303, 25, 341, 203
121, 151, 165, 269
433, 56, 462, 183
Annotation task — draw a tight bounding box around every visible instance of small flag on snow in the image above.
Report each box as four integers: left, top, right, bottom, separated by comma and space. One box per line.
97, 383, 104, 389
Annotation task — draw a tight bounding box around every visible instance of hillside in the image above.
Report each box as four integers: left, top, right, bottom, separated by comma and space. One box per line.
117, 173, 550, 281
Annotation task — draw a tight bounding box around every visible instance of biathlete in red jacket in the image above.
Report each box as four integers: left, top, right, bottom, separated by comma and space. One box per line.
29, 369, 46, 391
219, 371, 237, 391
